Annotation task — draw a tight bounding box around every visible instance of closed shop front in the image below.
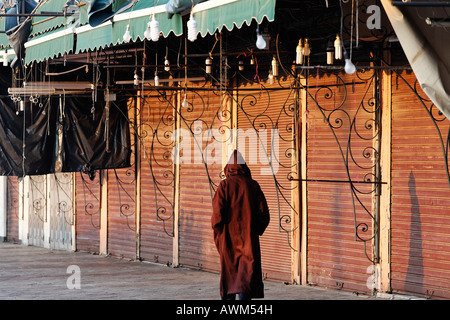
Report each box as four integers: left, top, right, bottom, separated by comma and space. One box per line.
107, 167, 136, 259
390, 72, 450, 299
60, 70, 450, 299
106, 99, 137, 259
237, 79, 297, 282
27, 175, 46, 247
305, 71, 379, 294
19, 173, 74, 250
6, 176, 20, 243
139, 93, 175, 265
48, 173, 74, 250
75, 172, 101, 253
178, 86, 223, 272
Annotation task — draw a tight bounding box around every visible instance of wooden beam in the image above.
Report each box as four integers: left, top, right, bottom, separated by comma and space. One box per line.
379, 69, 392, 293
135, 93, 142, 260
300, 74, 308, 285
99, 170, 108, 255
172, 91, 181, 267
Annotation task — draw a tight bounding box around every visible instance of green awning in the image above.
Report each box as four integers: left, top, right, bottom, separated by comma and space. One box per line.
23, 0, 81, 64
76, 0, 183, 52
29, 0, 73, 36
0, 18, 9, 50
76, 22, 113, 52
22, 0, 277, 63
193, 0, 276, 37
24, 27, 74, 64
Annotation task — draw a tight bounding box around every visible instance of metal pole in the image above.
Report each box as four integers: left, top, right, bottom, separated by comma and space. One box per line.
0, 13, 65, 17
393, 1, 450, 7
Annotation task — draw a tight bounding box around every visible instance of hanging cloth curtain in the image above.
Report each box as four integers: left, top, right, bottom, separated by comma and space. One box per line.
87, 0, 138, 27
4, 0, 37, 68
381, 0, 450, 120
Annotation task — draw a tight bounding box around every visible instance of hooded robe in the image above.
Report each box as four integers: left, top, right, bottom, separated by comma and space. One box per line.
212, 150, 270, 298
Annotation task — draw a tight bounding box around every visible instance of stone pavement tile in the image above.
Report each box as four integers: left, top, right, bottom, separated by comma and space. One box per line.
0, 242, 377, 301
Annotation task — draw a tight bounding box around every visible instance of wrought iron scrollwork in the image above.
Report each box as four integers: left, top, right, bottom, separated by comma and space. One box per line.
299, 67, 383, 262
53, 173, 75, 226
394, 72, 450, 189
236, 82, 300, 250
139, 90, 177, 237
79, 171, 101, 229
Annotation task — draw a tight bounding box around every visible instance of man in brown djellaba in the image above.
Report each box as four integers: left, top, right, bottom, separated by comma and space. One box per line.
212, 150, 270, 300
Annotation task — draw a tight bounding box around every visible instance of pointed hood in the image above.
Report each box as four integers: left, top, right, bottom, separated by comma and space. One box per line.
224, 150, 252, 178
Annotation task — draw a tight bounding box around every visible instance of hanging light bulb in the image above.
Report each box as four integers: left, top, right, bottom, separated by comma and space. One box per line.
327, 50, 334, 65
150, 14, 159, 42
271, 56, 278, 77
123, 24, 131, 43
154, 72, 160, 87
238, 60, 244, 71
268, 71, 274, 84
302, 38, 311, 56
326, 41, 334, 65
144, 21, 152, 40
205, 57, 212, 74
187, 13, 197, 42
255, 27, 266, 50
250, 56, 255, 65
343, 51, 356, 74
334, 35, 342, 60
181, 93, 189, 108
3, 50, 8, 67
296, 39, 304, 65
164, 56, 170, 71
133, 70, 139, 86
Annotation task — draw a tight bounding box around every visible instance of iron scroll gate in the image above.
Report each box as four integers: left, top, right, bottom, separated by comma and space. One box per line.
141, 84, 300, 245
295, 67, 385, 265
75, 70, 428, 271
75, 72, 382, 263
134, 71, 382, 261
76, 83, 301, 260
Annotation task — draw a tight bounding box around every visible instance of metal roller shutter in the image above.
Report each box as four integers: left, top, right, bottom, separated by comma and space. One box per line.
179, 87, 222, 272
139, 94, 175, 265
7, 176, 20, 243
48, 173, 74, 250
306, 72, 377, 293
75, 172, 101, 253
107, 99, 136, 259
27, 175, 46, 247
391, 71, 450, 299
237, 80, 295, 282
107, 166, 137, 259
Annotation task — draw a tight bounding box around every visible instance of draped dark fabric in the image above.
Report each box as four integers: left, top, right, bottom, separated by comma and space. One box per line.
0, 68, 131, 177
165, 0, 207, 18
87, 0, 136, 27
4, 0, 37, 69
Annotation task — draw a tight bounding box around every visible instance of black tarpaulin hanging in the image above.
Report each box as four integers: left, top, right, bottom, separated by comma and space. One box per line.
0, 67, 131, 177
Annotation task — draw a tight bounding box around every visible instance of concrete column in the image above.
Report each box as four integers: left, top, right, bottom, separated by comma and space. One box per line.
0, 176, 7, 241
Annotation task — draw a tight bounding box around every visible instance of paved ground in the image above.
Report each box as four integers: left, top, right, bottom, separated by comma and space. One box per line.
0, 242, 378, 301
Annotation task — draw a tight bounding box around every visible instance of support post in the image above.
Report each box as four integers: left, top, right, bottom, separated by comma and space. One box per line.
99, 170, 108, 255
300, 74, 308, 285
379, 69, 392, 293
291, 75, 301, 284
0, 176, 7, 241
135, 93, 142, 260
173, 91, 181, 267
